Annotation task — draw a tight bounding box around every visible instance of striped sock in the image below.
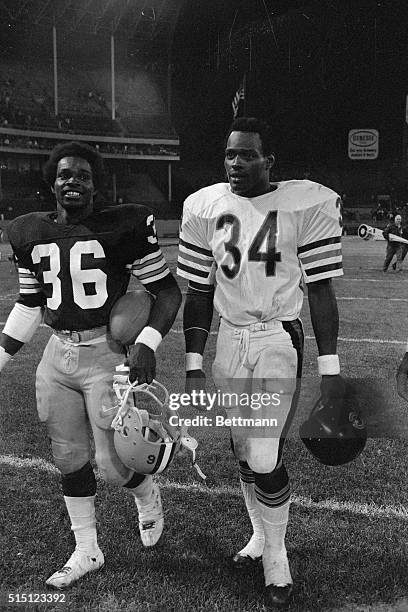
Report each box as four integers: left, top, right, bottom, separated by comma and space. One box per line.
255, 465, 292, 587
236, 462, 265, 559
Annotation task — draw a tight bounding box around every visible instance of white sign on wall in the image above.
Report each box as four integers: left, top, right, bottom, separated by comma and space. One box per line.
348, 129, 379, 160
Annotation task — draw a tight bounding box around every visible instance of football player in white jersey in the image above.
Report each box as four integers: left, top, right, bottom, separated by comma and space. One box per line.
0, 142, 182, 588
177, 117, 345, 609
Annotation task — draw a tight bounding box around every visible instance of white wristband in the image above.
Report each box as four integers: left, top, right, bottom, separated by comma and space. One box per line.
0, 346, 12, 371
317, 354, 340, 375
186, 352, 203, 372
134, 326, 162, 352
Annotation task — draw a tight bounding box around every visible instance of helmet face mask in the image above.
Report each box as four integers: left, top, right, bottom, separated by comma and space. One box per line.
112, 378, 181, 475
299, 397, 367, 466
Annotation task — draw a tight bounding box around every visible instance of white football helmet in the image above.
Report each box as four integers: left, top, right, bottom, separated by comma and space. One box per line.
111, 367, 205, 478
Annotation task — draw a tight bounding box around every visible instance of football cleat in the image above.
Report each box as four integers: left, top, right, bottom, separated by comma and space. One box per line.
263, 551, 293, 609
136, 483, 164, 547
45, 548, 104, 589
232, 535, 264, 566
265, 584, 293, 610
299, 394, 367, 466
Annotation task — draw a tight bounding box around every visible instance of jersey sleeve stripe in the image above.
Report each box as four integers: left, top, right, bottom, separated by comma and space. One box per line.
303, 262, 343, 278
19, 276, 40, 285
178, 253, 213, 270
302, 256, 342, 272
138, 268, 170, 284
134, 264, 170, 282
179, 237, 213, 257
130, 255, 165, 272
19, 286, 42, 294
297, 235, 341, 255
177, 262, 211, 279
179, 242, 213, 262
299, 248, 342, 265
130, 251, 163, 267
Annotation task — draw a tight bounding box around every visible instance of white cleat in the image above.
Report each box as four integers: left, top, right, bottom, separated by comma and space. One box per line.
137, 484, 164, 547
45, 548, 104, 589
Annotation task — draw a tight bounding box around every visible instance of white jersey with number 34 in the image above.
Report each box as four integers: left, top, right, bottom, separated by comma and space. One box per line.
177, 180, 343, 326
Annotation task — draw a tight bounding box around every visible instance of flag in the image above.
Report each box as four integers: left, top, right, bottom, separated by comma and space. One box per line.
232, 75, 246, 119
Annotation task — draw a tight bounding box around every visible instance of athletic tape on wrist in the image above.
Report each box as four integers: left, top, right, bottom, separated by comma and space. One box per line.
186, 352, 203, 372
0, 346, 12, 371
134, 326, 162, 352
317, 354, 340, 375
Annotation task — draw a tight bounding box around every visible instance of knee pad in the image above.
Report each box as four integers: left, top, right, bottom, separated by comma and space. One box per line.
61, 462, 96, 497
123, 472, 147, 489
52, 439, 90, 475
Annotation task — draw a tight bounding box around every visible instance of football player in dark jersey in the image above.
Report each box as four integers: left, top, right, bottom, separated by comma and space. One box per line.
0, 141, 182, 588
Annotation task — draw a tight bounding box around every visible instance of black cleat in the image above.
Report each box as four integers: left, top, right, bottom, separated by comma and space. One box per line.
232, 552, 262, 567
265, 584, 293, 609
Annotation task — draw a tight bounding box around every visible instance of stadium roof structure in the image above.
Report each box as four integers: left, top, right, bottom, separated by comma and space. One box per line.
0, 0, 184, 38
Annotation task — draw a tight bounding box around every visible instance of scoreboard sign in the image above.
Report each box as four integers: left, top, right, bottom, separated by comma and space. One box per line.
348, 129, 379, 160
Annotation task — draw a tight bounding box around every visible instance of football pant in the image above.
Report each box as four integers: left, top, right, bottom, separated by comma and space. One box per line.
212, 318, 303, 473
36, 333, 133, 484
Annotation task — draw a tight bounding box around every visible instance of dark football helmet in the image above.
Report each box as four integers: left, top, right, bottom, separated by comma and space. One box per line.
299, 395, 367, 466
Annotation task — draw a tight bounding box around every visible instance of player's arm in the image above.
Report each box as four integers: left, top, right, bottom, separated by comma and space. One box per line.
176, 196, 215, 402
0, 303, 43, 373
183, 281, 214, 397
307, 278, 346, 405
297, 191, 345, 405
126, 273, 182, 385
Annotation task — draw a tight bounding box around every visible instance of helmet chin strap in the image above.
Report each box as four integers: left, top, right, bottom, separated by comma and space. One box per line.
111, 365, 207, 480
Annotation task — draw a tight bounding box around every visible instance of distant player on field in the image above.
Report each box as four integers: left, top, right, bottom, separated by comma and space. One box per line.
0, 141, 181, 588
382, 214, 403, 272
177, 117, 345, 609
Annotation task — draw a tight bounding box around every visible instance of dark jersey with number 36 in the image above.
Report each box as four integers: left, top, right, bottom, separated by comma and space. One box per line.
8, 204, 170, 331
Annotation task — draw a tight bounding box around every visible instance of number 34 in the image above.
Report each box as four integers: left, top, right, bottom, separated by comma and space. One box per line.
216, 211, 281, 278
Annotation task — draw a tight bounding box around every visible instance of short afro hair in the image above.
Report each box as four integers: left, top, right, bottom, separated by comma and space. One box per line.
225, 117, 275, 157
42, 141, 105, 191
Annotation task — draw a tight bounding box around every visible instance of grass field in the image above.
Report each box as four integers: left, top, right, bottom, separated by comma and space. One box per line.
1, 237, 408, 612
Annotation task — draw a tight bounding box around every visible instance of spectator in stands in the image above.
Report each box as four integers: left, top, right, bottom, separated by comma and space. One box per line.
383, 214, 403, 272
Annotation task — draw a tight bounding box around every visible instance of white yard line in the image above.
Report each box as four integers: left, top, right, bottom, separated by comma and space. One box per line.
1, 454, 407, 521
168, 328, 406, 345
337, 277, 408, 282
0, 323, 404, 345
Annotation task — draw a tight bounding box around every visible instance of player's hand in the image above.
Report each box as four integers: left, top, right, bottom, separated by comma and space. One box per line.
185, 369, 208, 411
396, 353, 408, 401
126, 343, 156, 384
320, 374, 346, 408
